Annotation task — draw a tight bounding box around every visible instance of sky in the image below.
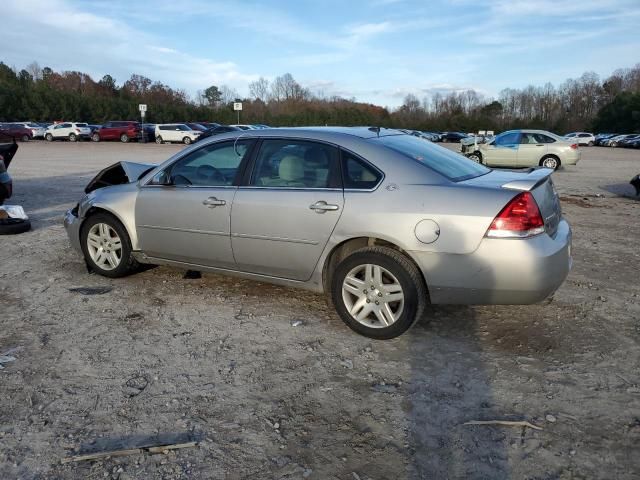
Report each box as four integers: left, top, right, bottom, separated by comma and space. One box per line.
3, 0, 640, 108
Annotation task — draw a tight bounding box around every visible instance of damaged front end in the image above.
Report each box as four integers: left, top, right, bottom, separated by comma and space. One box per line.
65, 161, 156, 251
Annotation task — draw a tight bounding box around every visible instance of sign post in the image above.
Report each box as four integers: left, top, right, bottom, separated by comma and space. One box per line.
139, 104, 147, 142
233, 102, 242, 124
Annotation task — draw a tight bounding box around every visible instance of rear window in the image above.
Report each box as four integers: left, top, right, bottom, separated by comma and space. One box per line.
372, 134, 489, 181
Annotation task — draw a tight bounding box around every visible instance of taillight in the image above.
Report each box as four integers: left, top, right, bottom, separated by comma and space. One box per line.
75, 128, 81, 133
570, 143, 578, 150
486, 192, 545, 238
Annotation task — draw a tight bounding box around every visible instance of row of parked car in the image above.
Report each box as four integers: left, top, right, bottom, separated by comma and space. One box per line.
0, 121, 271, 145
592, 133, 640, 148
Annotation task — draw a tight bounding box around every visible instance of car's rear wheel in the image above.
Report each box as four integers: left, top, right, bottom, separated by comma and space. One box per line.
69, 133, 77, 142
21, 134, 30, 142
81, 213, 139, 278
588, 141, 594, 147
183, 136, 192, 145
91, 133, 100, 142
540, 155, 560, 170
330, 246, 427, 339
45, 133, 53, 142
155, 136, 163, 144
468, 152, 482, 163
120, 133, 129, 143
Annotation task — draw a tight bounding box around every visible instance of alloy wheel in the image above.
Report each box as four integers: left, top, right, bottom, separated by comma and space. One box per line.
468, 153, 481, 163
342, 263, 404, 328
86, 223, 123, 271
542, 157, 558, 169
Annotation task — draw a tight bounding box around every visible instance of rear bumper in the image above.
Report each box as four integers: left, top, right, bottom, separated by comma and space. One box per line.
64, 208, 82, 252
411, 219, 572, 305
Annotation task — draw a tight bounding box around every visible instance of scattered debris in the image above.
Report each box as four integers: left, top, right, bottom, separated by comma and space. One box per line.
0, 355, 16, 369
183, 270, 202, 279
546, 414, 557, 423
340, 359, 353, 369
290, 320, 304, 327
123, 375, 149, 397
68, 286, 113, 295
463, 420, 543, 431
61, 441, 198, 464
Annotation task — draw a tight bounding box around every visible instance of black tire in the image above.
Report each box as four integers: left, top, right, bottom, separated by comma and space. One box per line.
587, 141, 594, 147
155, 136, 163, 144
540, 155, 561, 170
183, 136, 192, 145
45, 133, 53, 142
120, 133, 129, 143
80, 213, 139, 278
468, 152, 483, 164
442, 138, 449, 143
0, 218, 31, 235
21, 134, 30, 142
69, 133, 77, 142
330, 246, 427, 339
91, 133, 100, 142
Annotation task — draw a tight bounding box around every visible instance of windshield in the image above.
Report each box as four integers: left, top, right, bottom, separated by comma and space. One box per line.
372, 134, 490, 182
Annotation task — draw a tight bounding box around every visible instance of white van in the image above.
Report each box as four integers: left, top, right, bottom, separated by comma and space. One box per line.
154, 124, 201, 144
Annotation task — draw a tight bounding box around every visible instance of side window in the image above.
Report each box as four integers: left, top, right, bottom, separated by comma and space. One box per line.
494, 132, 520, 146
519, 133, 537, 144
342, 151, 382, 190
160, 125, 171, 131
168, 140, 252, 187
535, 134, 556, 144
250, 140, 339, 188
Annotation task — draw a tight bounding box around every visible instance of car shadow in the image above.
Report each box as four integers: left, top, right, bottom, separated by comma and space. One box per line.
600, 182, 640, 200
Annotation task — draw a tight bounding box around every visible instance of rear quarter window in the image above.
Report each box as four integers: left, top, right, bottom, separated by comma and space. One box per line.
372, 134, 489, 182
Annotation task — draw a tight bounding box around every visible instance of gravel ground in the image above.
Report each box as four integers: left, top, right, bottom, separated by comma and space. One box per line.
1, 140, 639, 480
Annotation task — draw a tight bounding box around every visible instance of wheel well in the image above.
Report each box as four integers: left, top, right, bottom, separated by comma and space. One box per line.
82, 207, 127, 235
322, 237, 429, 297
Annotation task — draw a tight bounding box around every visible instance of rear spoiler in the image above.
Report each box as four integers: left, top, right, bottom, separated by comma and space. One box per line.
501, 167, 554, 192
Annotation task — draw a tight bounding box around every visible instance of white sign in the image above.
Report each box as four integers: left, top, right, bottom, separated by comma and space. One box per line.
478, 130, 486, 135
233, 102, 243, 111
138, 104, 147, 113
487, 130, 495, 136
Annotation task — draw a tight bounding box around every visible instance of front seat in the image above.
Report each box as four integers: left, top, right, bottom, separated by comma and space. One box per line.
278, 155, 306, 187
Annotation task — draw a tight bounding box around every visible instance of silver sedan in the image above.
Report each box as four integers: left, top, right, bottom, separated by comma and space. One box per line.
64, 127, 572, 339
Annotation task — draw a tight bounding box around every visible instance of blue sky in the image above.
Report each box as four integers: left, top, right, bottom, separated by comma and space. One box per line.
4, 0, 640, 107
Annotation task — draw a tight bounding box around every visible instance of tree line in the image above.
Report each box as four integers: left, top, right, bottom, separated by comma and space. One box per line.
0, 60, 638, 133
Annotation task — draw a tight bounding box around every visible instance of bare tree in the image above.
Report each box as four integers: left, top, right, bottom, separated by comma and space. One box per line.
249, 77, 270, 102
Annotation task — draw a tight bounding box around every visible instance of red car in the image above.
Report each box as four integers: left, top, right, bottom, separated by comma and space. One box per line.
92, 121, 141, 143
0, 123, 33, 142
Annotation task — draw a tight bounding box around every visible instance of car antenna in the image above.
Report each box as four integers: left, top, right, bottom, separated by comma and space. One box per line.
368, 126, 381, 137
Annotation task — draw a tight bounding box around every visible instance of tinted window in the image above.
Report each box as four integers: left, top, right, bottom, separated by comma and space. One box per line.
76, 123, 88, 127
372, 134, 489, 182
536, 134, 556, 143
494, 132, 520, 146
168, 140, 252, 186
159, 125, 172, 131
250, 140, 339, 188
342, 151, 382, 189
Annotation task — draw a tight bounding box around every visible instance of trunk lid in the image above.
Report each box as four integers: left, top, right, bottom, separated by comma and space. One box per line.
462, 167, 562, 237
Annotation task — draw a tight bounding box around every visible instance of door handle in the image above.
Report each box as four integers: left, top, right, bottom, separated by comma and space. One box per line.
202, 197, 226, 208
309, 201, 339, 213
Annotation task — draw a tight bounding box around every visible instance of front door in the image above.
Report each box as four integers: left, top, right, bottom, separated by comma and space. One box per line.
135, 139, 254, 268
482, 131, 521, 167
231, 139, 343, 280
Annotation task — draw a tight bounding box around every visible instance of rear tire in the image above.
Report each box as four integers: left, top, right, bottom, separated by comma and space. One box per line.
468, 152, 482, 164
587, 141, 594, 147
92, 133, 100, 142
21, 134, 30, 142
330, 246, 427, 339
155, 136, 163, 144
0, 218, 31, 235
120, 133, 129, 143
80, 213, 139, 278
540, 155, 560, 170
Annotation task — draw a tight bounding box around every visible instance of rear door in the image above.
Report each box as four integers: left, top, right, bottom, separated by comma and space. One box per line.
517, 132, 547, 167
231, 138, 343, 280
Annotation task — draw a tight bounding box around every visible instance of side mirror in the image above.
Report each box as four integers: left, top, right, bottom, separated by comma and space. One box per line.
150, 170, 172, 186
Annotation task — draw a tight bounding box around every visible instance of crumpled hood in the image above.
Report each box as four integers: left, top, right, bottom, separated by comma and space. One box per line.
85, 161, 156, 194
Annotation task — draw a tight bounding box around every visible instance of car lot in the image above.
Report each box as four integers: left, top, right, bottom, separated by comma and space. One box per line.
1, 141, 639, 479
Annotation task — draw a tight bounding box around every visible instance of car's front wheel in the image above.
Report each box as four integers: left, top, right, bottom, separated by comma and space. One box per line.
21, 134, 30, 142
69, 133, 77, 142
468, 152, 482, 163
183, 136, 192, 145
588, 141, 594, 147
92, 133, 100, 142
330, 246, 427, 339
120, 133, 129, 143
155, 136, 163, 144
45, 133, 53, 142
81, 213, 139, 278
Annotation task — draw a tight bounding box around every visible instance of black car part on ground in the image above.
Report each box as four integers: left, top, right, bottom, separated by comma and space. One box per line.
631, 174, 640, 196
0, 134, 19, 168
0, 216, 31, 235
